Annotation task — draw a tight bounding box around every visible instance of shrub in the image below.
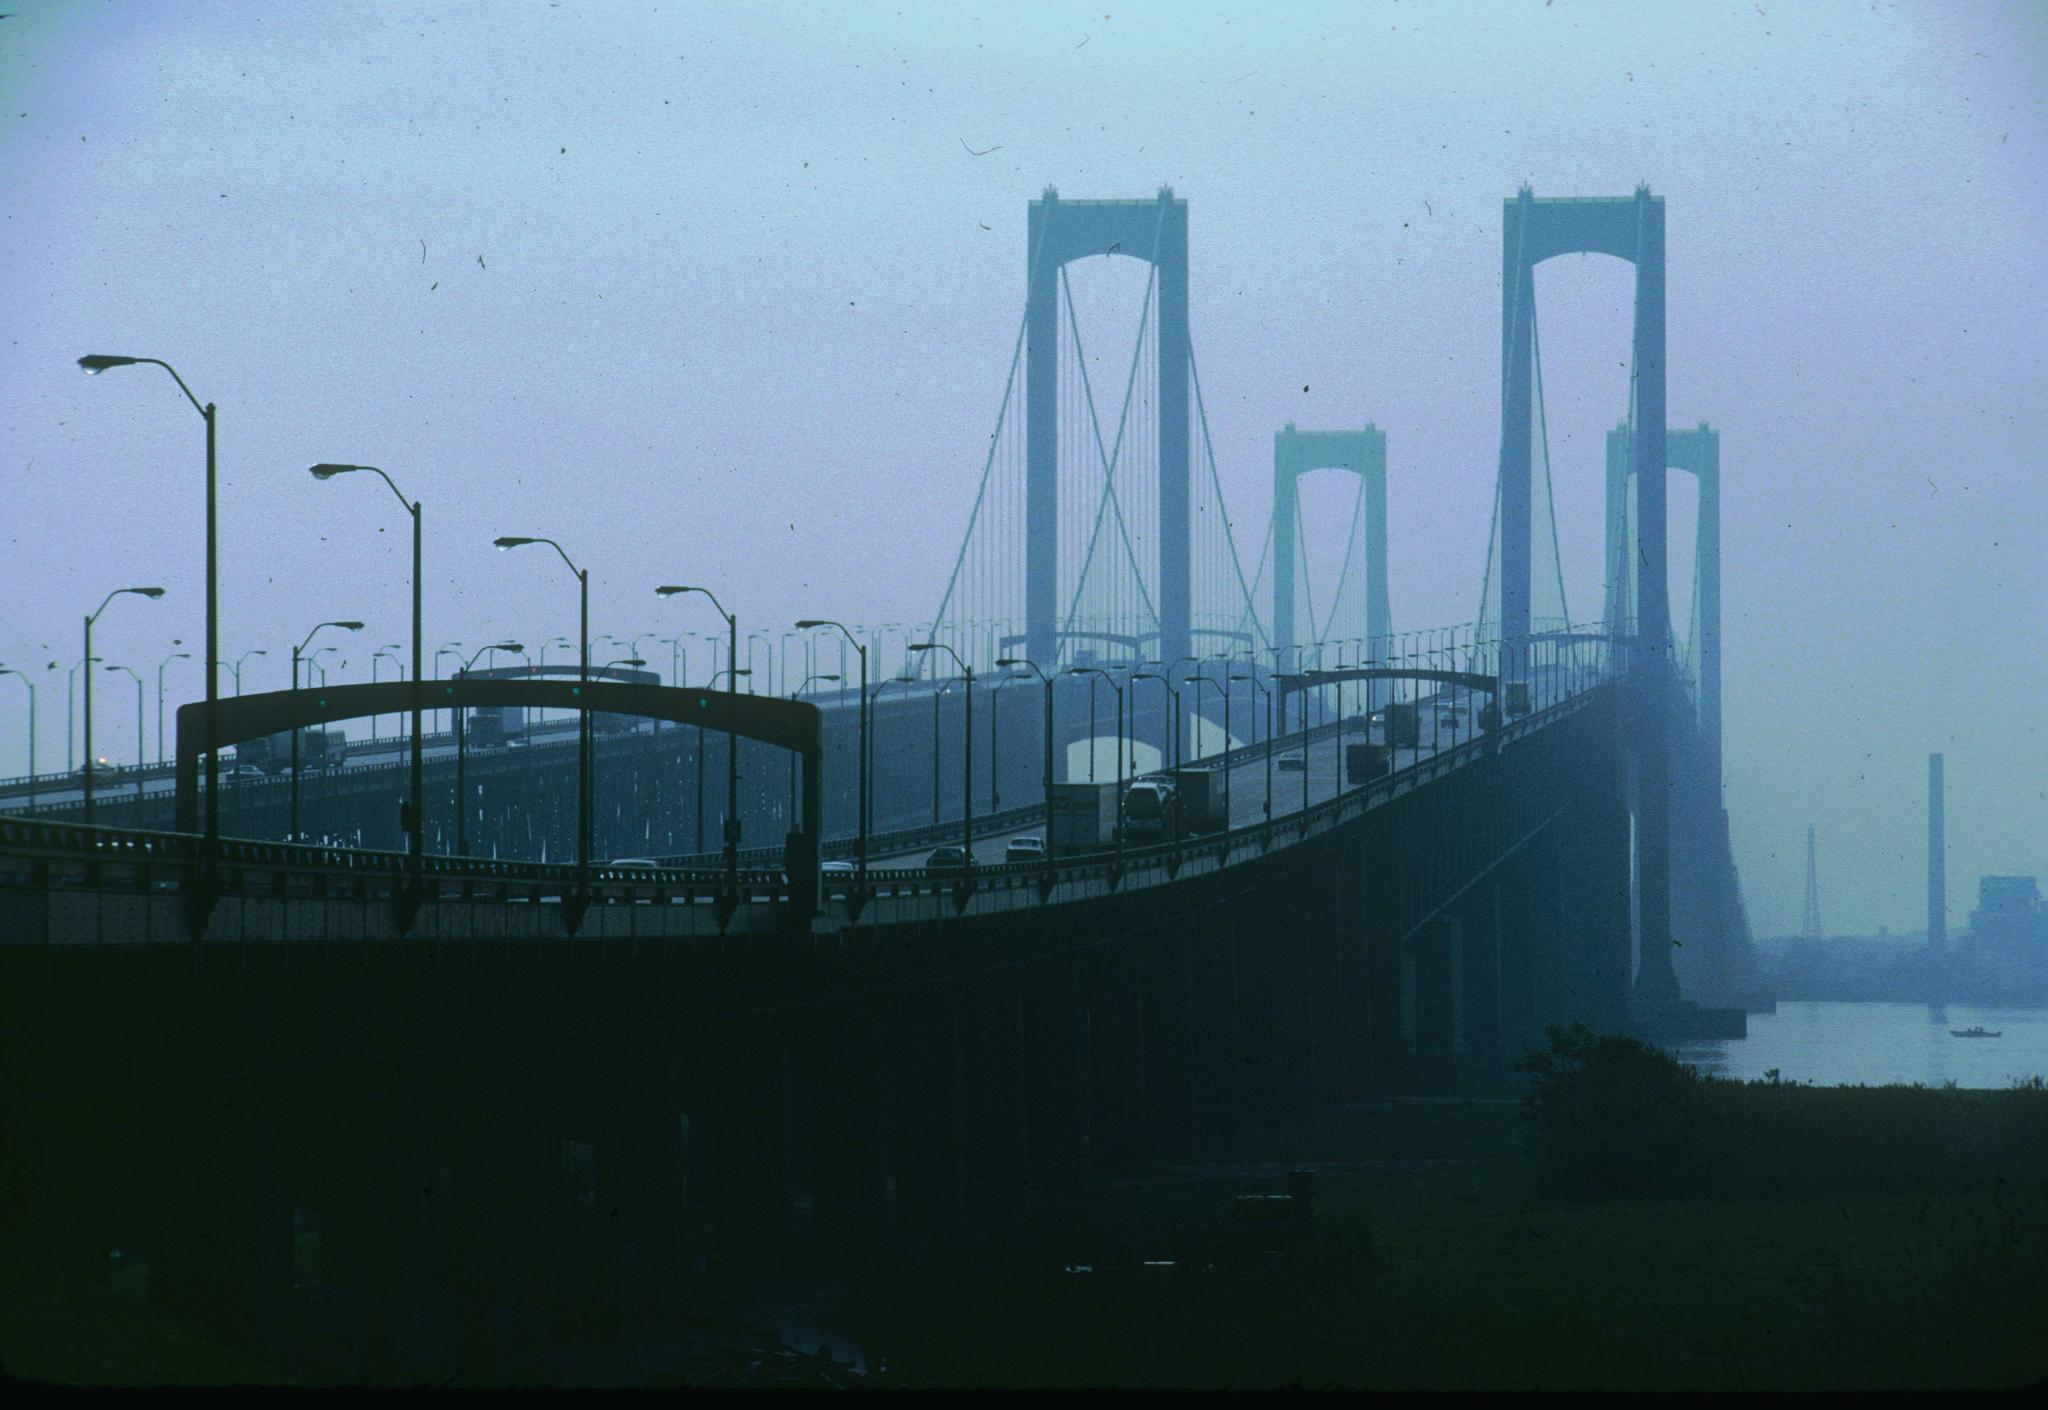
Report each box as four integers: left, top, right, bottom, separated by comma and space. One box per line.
1517, 1023, 1701, 1198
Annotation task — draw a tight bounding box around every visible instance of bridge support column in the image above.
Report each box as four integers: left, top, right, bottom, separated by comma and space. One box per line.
1459, 885, 1504, 1070
1363, 834, 1407, 1086
1411, 917, 1463, 1067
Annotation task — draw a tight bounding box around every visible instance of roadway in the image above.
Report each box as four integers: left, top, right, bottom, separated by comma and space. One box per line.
869, 688, 1489, 868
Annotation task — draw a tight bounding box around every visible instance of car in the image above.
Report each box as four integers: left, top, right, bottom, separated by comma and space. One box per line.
1123, 779, 1176, 820
607, 857, 660, 871
1277, 752, 1306, 772
821, 859, 857, 874
926, 845, 974, 871
1005, 836, 1047, 864
231, 764, 267, 780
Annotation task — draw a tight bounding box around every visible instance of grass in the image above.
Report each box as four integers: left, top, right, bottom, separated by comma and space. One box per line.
0, 1239, 288, 1387
838, 1098, 2048, 1390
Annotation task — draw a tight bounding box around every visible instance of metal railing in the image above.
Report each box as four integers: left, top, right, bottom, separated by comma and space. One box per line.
1, 662, 1622, 935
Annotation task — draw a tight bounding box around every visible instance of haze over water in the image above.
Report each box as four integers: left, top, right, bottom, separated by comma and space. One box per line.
1670, 1001, 2048, 1089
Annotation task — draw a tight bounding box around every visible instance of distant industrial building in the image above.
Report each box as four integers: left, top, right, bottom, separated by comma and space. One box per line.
1964, 875, 2048, 998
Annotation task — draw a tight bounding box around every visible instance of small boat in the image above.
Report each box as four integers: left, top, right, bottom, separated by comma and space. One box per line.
1949, 1026, 2002, 1039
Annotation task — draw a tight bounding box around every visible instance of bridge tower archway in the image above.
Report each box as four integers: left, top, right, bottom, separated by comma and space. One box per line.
1606, 421, 1721, 788
1495, 184, 1678, 1010
1272, 423, 1392, 691
1026, 188, 1190, 671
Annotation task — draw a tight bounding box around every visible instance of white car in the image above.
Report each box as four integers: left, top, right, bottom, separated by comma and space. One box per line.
1005, 836, 1047, 864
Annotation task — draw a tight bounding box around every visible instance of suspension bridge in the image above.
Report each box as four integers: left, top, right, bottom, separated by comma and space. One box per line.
0, 183, 1760, 1380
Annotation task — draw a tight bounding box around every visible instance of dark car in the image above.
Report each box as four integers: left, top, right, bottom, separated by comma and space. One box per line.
926, 845, 974, 872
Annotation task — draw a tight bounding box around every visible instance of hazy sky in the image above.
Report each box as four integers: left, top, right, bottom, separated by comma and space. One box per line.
2, 0, 2043, 937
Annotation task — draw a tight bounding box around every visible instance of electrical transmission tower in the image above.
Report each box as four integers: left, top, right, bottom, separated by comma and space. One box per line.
1801, 824, 1823, 939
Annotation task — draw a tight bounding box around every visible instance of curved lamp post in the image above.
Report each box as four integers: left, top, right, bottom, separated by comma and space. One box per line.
370, 647, 404, 742
79, 354, 218, 849
995, 656, 1056, 872
83, 586, 164, 824
455, 640, 523, 857
311, 463, 425, 875
1184, 669, 1229, 830
155, 649, 190, 766
1232, 671, 1273, 828
104, 664, 146, 803
911, 641, 974, 864
0, 665, 41, 811
1064, 666, 1124, 869
290, 621, 362, 843
658, 585, 740, 892
224, 647, 268, 696
796, 620, 868, 886
497, 536, 590, 885
788, 673, 839, 830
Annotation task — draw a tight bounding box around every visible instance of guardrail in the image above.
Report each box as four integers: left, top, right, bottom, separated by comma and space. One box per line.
0, 676, 1615, 936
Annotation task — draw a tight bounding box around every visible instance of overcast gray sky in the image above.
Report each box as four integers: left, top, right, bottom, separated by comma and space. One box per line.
2, 0, 2043, 937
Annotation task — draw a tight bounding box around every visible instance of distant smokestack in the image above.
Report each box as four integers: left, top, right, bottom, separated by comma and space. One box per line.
1928, 754, 1947, 953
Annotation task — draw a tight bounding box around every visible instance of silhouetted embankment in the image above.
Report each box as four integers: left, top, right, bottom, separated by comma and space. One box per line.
1520, 1023, 2048, 1201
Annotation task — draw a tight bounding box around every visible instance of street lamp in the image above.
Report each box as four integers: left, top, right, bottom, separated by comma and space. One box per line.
788, 673, 839, 829
1275, 674, 1315, 819
434, 643, 466, 739
1064, 667, 1124, 868
988, 670, 1021, 813
370, 647, 404, 742
80, 354, 220, 850
658, 585, 741, 892
105, 664, 146, 803
82, 586, 164, 824
910, 642, 974, 864
155, 648, 190, 766
0, 665, 41, 811
224, 647, 267, 696
1134, 670, 1185, 852
797, 620, 869, 886
290, 620, 362, 843
1133, 670, 1183, 773
308, 648, 341, 689
866, 672, 915, 840
1232, 671, 1273, 828
1185, 668, 1229, 830
311, 463, 426, 874
995, 657, 1056, 880
498, 537, 591, 881
455, 640, 523, 857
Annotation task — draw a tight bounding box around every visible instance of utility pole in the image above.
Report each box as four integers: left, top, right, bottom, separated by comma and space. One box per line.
1801, 824, 1823, 940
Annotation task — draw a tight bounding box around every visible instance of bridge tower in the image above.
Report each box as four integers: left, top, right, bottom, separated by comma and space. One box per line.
1927, 754, 1947, 954
1606, 420, 1721, 787
1025, 189, 1191, 670
1498, 184, 1678, 1009
1802, 824, 1823, 940
1272, 423, 1391, 682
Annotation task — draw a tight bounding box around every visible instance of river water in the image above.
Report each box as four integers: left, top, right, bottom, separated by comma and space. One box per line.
1663, 1001, 2048, 1089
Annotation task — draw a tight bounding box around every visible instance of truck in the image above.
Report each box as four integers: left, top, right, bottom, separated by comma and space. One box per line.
1170, 763, 1230, 835
235, 727, 347, 776
465, 704, 522, 748
1049, 780, 1121, 856
1346, 742, 1391, 784
1384, 701, 1420, 748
